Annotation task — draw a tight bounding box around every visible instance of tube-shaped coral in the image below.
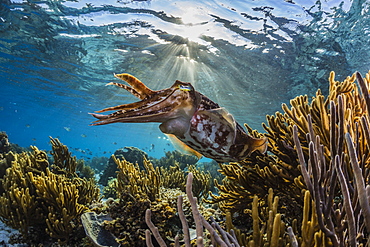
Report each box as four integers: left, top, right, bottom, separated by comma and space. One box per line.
146, 173, 238, 247
210, 70, 370, 246
292, 71, 370, 246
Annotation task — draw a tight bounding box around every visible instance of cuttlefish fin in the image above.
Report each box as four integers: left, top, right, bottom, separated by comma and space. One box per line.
231, 133, 268, 158
252, 136, 268, 154
206, 108, 236, 131
114, 73, 156, 99
166, 134, 203, 159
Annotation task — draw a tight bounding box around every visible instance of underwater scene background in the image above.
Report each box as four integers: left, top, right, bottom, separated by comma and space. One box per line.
1, 0, 369, 160
1, 0, 370, 246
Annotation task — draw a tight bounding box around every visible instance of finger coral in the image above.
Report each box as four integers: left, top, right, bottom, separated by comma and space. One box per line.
0, 137, 100, 245
114, 155, 160, 201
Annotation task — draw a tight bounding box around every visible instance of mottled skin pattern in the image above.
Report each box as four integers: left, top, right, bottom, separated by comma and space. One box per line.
90, 74, 267, 162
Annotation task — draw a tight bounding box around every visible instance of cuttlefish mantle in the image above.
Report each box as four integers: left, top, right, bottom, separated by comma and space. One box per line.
90, 73, 267, 163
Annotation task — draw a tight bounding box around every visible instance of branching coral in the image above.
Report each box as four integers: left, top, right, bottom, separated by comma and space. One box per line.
292, 72, 370, 246
104, 156, 178, 246
103, 155, 214, 246
207, 70, 370, 246
223, 188, 287, 247
112, 155, 211, 202
160, 163, 186, 190
0, 138, 100, 245
146, 173, 239, 247
187, 165, 211, 202
206, 160, 302, 217
49, 137, 77, 177
104, 190, 151, 246
99, 146, 149, 186
160, 163, 211, 201
114, 155, 160, 201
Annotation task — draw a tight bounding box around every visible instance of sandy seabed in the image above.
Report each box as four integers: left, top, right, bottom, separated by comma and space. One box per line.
0, 221, 25, 247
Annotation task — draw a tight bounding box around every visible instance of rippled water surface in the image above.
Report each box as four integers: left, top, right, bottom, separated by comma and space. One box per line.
1, 0, 369, 159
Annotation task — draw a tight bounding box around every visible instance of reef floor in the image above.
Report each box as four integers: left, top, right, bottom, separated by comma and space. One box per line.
0, 221, 25, 247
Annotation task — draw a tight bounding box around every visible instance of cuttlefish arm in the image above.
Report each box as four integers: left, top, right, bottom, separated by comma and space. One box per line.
94, 74, 156, 113
90, 79, 201, 138
111, 73, 155, 100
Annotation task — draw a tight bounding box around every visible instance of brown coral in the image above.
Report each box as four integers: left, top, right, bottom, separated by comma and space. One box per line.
207, 70, 370, 246
103, 155, 213, 246
0, 138, 100, 245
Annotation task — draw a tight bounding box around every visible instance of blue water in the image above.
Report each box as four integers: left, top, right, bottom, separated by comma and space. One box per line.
1, 0, 369, 160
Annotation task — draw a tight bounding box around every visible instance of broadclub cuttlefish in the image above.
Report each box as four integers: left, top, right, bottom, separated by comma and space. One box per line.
90, 74, 268, 163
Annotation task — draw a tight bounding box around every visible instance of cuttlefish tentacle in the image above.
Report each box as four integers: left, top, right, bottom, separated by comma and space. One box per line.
114, 73, 155, 99
94, 87, 170, 114
95, 74, 157, 113
90, 74, 267, 163
104, 82, 143, 100
91, 80, 200, 134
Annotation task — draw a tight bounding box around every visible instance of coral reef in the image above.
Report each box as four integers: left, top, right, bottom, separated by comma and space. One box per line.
160, 163, 186, 190
99, 146, 149, 186
159, 163, 211, 201
207, 70, 370, 246
291, 71, 370, 246
187, 165, 211, 202
104, 190, 151, 246
102, 177, 118, 198
146, 173, 240, 247
0, 137, 100, 245
0, 131, 29, 155
101, 156, 214, 246
3, 70, 370, 246
88, 155, 109, 172
76, 158, 96, 179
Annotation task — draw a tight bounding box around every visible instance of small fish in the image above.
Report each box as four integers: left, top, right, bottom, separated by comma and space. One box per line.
90, 74, 267, 163
64, 127, 71, 132
81, 134, 87, 138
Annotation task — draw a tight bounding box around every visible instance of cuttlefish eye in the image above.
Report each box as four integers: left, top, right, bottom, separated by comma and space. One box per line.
178, 84, 192, 91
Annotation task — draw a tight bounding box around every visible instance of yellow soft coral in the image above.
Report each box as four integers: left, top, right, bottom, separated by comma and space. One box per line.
209, 71, 370, 246
0, 138, 100, 244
